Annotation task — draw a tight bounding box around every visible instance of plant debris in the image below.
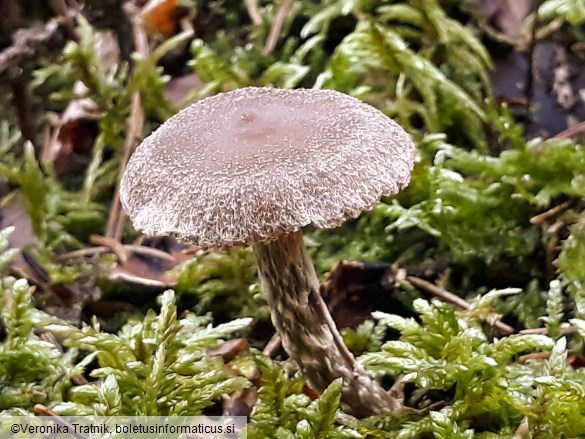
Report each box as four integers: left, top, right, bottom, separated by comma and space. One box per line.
0, 0, 584, 436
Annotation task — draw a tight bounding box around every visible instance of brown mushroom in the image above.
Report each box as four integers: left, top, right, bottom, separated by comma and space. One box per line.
120, 87, 415, 417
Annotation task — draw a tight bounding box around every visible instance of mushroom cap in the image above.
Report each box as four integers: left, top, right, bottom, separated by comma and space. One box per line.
121, 87, 415, 249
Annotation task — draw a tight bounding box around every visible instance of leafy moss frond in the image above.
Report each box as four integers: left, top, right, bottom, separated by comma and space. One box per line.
45, 290, 250, 416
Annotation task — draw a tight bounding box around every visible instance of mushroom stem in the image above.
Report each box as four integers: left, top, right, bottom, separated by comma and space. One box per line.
253, 231, 402, 417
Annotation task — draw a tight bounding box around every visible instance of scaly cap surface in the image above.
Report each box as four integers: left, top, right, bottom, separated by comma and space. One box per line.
121, 87, 415, 248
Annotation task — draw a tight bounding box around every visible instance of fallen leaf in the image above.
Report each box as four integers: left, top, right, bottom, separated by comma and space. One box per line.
42, 97, 100, 176
207, 338, 249, 362
164, 73, 202, 108
108, 255, 178, 288
41, 32, 118, 177
142, 0, 188, 37
223, 387, 258, 418
568, 355, 585, 369
491, 43, 585, 139
100, 236, 193, 301
302, 384, 319, 400
321, 260, 404, 329
479, 0, 535, 42
0, 191, 35, 249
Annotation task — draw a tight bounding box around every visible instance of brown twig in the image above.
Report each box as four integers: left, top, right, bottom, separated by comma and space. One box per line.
245, 0, 263, 26
33, 405, 89, 439
518, 352, 549, 362
407, 276, 470, 309
519, 326, 576, 336
547, 219, 565, 235
262, 333, 282, 357
406, 276, 515, 334
0, 11, 74, 143
90, 235, 128, 264
545, 236, 558, 282
50, 0, 76, 35
513, 416, 530, 439
0, 15, 74, 81
553, 120, 585, 140
105, 2, 147, 241
263, 0, 293, 54
525, 0, 546, 110
530, 200, 574, 225
50, 0, 68, 16
56, 244, 177, 263
180, 15, 194, 34
82, 0, 134, 60
9, 75, 35, 144
572, 41, 585, 52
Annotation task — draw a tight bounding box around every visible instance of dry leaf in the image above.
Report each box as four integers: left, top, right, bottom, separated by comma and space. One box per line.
142, 0, 188, 37
223, 388, 258, 417
42, 96, 100, 175
106, 236, 191, 289
479, 0, 535, 42
164, 73, 202, 108
321, 260, 403, 329
42, 32, 119, 176
0, 191, 34, 249
207, 338, 249, 362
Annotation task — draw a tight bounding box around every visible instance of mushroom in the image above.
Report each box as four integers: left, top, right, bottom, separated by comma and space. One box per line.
120, 87, 415, 417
